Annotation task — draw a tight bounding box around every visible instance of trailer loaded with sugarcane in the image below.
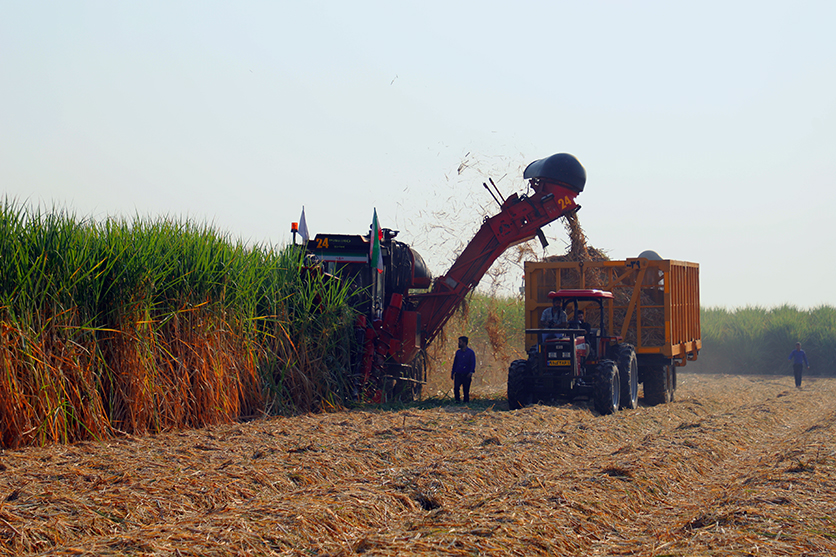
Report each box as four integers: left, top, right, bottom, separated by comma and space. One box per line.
509, 256, 701, 413
301, 153, 588, 402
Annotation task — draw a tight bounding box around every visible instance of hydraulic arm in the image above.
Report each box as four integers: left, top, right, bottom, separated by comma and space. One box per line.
413, 153, 587, 347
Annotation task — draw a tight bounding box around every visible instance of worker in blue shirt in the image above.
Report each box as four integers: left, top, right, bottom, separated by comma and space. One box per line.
788, 342, 810, 388
451, 336, 476, 403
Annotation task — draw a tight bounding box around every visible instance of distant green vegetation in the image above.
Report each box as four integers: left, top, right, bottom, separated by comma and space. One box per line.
431, 293, 525, 362
693, 305, 836, 376
0, 200, 355, 448
465, 292, 525, 346
456, 297, 836, 378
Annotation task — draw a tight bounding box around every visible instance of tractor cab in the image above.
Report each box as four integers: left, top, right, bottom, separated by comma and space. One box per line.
510, 288, 634, 414
534, 289, 615, 370
552, 289, 616, 361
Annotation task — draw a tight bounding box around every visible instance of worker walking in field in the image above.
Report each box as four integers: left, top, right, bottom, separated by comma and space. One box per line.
788, 342, 810, 388
451, 336, 476, 403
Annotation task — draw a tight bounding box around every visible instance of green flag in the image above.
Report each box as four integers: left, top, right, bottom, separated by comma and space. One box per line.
370, 208, 383, 274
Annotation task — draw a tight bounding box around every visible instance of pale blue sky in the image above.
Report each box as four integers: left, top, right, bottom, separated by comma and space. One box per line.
2, 1, 834, 308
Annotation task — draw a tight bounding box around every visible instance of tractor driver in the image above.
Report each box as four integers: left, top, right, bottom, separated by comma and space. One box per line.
569, 310, 592, 335
540, 292, 568, 329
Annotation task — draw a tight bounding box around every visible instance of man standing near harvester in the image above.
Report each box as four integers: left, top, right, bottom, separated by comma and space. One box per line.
451, 336, 476, 403
788, 342, 810, 388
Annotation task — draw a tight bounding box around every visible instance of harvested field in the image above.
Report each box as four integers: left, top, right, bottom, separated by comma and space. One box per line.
1, 374, 835, 556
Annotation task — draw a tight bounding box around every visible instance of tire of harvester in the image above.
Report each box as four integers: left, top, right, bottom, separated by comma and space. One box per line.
593, 360, 620, 415
507, 359, 529, 410
393, 351, 426, 402
613, 344, 639, 410
643, 363, 675, 406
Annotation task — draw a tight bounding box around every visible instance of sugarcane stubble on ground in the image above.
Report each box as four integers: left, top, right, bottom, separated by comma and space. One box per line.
1, 373, 835, 556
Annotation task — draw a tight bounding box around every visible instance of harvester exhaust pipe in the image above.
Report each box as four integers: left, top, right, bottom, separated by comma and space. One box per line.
483, 182, 502, 208
483, 178, 507, 209
488, 178, 504, 202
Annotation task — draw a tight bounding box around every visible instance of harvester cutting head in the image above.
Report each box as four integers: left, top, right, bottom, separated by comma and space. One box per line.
523, 153, 586, 193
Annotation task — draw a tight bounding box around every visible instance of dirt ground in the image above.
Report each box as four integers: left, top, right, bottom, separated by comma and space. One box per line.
1, 373, 835, 556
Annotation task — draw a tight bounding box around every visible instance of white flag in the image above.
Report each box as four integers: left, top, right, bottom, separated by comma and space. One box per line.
370, 208, 383, 274
298, 206, 309, 244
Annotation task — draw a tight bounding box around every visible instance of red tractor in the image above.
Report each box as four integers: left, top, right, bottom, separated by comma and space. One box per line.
304, 153, 588, 402
507, 289, 639, 414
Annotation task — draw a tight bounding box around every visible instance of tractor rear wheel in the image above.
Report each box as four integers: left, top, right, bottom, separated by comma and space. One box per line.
593, 360, 620, 415
507, 359, 530, 410
614, 345, 638, 410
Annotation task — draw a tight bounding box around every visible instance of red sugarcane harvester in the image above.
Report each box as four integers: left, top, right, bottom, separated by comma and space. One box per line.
303, 153, 587, 401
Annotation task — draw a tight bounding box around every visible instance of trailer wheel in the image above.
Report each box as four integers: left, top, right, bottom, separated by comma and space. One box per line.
593, 360, 620, 415
614, 345, 638, 410
668, 364, 677, 402
643, 363, 674, 405
507, 359, 530, 410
